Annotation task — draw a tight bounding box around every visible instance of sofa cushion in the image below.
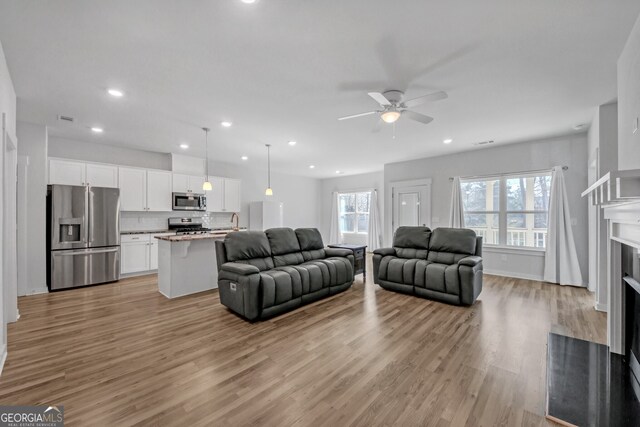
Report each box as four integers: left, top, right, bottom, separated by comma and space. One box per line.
417, 263, 460, 295
276, 264, 326, 294
266, 228, 304, 266
224, 231, 274, 271
295, 228, 326, 261
301, 257, 353, 287
393, 226, 431, 259
428, 228, 477, 255
378, 257, 420, 285
259, 269, 303, 308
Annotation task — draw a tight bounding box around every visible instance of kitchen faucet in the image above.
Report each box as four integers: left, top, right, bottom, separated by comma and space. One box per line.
231, 212, 240, 231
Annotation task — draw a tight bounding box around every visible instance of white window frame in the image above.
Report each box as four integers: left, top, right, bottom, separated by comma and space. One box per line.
461, 171, 552, 250
338, 191, 371, 235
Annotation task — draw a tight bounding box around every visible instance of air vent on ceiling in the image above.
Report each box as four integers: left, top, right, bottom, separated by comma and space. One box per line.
473, 140, 495, 146
57, 115, 75, 123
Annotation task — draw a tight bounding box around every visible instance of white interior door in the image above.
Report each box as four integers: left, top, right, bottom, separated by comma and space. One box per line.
392, 184, 431, 234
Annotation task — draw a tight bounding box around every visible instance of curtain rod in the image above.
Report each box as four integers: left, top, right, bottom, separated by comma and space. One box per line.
448, 166, 568, 182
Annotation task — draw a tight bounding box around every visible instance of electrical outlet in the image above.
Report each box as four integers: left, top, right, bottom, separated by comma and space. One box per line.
501, 254, 508, 261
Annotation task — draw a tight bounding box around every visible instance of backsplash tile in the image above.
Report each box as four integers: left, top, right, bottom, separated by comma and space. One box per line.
120, 211, 236, 232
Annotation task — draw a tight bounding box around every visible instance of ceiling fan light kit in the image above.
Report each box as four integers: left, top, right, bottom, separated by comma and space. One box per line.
265, 144, 273, 196
202, 127, 212, 191
338, 89, 447, 128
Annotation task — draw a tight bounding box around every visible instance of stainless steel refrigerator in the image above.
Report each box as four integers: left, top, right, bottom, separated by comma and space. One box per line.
47, 185, 121, 291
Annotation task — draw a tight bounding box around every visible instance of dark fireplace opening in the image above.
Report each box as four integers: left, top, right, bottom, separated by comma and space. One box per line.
622, 244, 640, 399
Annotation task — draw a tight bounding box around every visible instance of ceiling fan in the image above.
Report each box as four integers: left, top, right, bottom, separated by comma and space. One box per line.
338, 90, 447, 125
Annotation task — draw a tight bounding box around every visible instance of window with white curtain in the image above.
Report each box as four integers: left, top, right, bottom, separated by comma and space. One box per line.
338, 192, 370, 234
460, 172, 551, 248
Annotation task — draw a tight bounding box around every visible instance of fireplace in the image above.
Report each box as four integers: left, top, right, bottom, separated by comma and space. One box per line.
623, 244, 640, 397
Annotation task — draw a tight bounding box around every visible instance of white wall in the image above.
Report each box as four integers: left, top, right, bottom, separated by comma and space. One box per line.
16, 122, 48, 295
384, 134, 589, 283
586, 103, 618, 310
618, 12, 640, 171
319, 171, 384, 245
0, 39, 17, 373
49, 137, 171, 171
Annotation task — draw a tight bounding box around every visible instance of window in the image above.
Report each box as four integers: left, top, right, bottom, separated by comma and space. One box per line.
338, 192, 370, 234
461, 173, 551, 248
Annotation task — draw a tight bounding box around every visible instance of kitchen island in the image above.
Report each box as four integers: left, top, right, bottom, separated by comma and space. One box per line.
155, 231, 230, 299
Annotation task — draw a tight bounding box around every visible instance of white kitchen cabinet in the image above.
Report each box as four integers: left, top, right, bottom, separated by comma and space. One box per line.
86, 163, 118, 188
146, 170, 172, 211
172, 174, 205, 193
206, 176, 225, 212
121, 238, 150, 274
49, 159, 86, 186
118, 167, 147, 211
149, 240, 159, 270
223, 178, 242, 212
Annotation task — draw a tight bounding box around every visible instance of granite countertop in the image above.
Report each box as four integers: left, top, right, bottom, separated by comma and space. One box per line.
155, 232, 229, 242
121, 227, 246, 235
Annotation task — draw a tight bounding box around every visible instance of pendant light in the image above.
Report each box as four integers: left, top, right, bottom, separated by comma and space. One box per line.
202, 127, 212, 191
265, 144, 273, 196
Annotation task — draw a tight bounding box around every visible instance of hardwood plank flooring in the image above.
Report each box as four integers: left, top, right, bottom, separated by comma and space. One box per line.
0, 256, 605, 426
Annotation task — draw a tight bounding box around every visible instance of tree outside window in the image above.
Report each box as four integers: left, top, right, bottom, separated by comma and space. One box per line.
339, 192, 370, 234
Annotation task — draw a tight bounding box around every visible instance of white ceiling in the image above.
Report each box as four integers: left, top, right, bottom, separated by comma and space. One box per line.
1, 0, 638, 178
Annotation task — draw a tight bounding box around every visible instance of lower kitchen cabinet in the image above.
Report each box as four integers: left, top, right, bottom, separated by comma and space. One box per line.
121, 234, 160, 274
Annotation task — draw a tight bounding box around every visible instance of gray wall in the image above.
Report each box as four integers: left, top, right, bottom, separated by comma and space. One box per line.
17, 121, 48, 295
319, 171, 384, 245
384, 134, 589, 283
618, 12, 640, 170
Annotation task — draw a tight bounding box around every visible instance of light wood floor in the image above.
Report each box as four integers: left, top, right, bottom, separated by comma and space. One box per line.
0, 257, 605, 426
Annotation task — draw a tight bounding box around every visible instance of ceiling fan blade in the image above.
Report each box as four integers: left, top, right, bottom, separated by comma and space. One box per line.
403, 110, 434, 125
404, 91, 448, 108
338, 111, 378, 121
368, 92, 391, 106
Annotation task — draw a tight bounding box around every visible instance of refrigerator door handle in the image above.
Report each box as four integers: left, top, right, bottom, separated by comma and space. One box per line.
88, 188, 94, 244
56, 247, 119, 256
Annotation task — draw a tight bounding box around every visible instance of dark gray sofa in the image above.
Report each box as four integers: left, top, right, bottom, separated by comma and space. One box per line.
215, 227, 354, 320
373, 226, 483, 305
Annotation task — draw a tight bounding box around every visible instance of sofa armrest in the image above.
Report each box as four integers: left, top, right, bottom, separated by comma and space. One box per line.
373, 247, 396, 256
458, 256, 482, 267
325, 248, 352, 258
220, 262, 260, 276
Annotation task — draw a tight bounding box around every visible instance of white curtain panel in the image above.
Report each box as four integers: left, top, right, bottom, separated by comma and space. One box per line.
449, 176, 465, 228
543, 166, 584, 286
328, 191, 342, 245
367, 190, 382, 251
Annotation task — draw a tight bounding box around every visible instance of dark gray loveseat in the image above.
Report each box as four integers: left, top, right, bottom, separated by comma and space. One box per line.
215, 227, 354, 320
372, 226, 483, 305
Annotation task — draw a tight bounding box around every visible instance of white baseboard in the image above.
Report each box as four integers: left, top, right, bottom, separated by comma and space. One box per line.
0, 344, 7, 378
483, 269, 544, 282
28, 286, 49, 295
595, 302, 608, 312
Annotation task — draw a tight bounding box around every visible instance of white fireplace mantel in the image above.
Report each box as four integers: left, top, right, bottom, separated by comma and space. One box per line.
603, 199, 640, 354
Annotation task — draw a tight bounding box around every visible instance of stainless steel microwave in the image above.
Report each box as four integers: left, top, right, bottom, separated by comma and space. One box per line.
172, 192, 207, 211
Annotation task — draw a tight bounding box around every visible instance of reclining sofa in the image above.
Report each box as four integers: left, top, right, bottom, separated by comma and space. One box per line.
215, 227, 354, 320
373, 226, 483, 305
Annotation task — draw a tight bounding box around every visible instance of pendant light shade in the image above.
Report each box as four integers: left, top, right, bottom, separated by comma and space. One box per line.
202, 127, 212, 191
265, 144, 273, 196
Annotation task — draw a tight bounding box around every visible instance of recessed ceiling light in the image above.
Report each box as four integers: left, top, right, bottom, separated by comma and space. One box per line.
107, 88, 124, 97
309, 165, 315, 169
336, 170, 342, 174
241, 0, 257, 3
443, 138, 453, 144
288, 140, 297, 146
221, 121, 232, 128
91, 127, 103, 133
241, 156, 248, 160
573, 124, 585, 131
180, 143, 189, 149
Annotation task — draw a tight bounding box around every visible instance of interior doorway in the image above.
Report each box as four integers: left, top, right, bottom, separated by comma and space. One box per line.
2, 113, 18, 323
389, 179, 432, 239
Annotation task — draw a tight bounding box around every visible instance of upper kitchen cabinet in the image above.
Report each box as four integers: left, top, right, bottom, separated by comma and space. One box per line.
146, 170, 172, 211
172, 173, 206, 194
118, 167, 147, 211
223, 178, 242, 212
85, 163, 118, 188
49, 159, 86, 186
49, 159, 118, 188
206, 176, 225, 212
